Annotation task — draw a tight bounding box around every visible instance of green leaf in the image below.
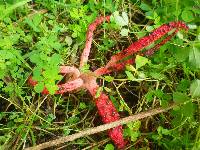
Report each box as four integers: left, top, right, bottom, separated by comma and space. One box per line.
140, 3, 152, 11
33, 67, 43, 81
154, 89, 164, 99
174, 47, 189, 62
145, 90, 154, 102
115, 16, 127, 26
63, 126, 71, 136
157, 126, 170, 135
32, 14, 43, 26
190, 79, 200, 98
30, 54, 41, 64
0, 0, 32, 20
46, 113, 56, 122
49, 54, 61, 65
34, 82, 44, 93
25, 18, 40, 32
104, 87, 111, 93
113, 11, 128, 27
173, 92, 189, 103
188, 24, 197, 30
79, 102, 87, 110
176, 32, 184, 40
130, 131, 140, 142
149, 72, 166, 80
127, 120, 141, 130
135, 55, 149, 69
177, 79, 190, 92
104, 144, 114, 150
189, 44, 200, 69
46, 83, 58, 95
80, 63, 90, 73
138, 71, 146, 79
181, 101, 194, 118
43, 69, 55, 79
104, 76, 114, 82
120, 28, 129, 36
181, 10, 194, 22
121, 12, 129, 25
125, 71, 135, 81
110, 96, 119, 110
67, 116, 80, 124
65, 36, 72, 46
14, 117, 24, 123
95, 87, 103, 98
126, 65, 136, 72
124, 121, 141, 142
146, 25, 154, 32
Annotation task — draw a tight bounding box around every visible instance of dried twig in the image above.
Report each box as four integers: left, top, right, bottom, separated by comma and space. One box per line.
24, 103, 176, 150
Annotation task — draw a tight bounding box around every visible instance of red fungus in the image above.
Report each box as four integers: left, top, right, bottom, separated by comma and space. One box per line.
105, 21, 188, 68
28, 15, 188, 149
79, 16, 110, 68
91, 87, 127, 149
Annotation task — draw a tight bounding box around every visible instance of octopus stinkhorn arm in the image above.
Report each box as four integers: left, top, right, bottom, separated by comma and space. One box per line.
89, 87, 127, 149
94, 21, 188, 76
105, 21, 188, 68
79, 16, 110, 68
96, 92, 126, 149
28, 66, 83, 94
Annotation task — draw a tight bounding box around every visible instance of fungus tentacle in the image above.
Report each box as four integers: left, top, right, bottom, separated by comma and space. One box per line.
79, 16, 110, 68
90, 87, 127, 149
105, 21, 188, 68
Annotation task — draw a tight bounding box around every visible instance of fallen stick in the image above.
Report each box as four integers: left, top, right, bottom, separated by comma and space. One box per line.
24, 103, 176, 150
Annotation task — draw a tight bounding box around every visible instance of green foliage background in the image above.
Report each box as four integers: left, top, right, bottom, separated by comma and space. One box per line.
0, 0, 199, 149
